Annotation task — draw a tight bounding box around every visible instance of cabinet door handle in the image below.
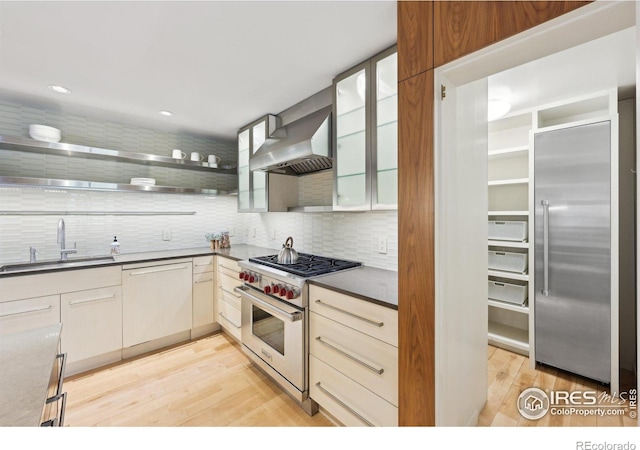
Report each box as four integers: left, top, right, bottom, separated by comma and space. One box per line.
315, 336, 384, 374
68, 294, 116, 306
195, 278, 213, 284
218, 312, 240, 329
314, 300, 383, 327
0, 304, 53, 318
314, 382, 374, 427
128, 264, 188, 276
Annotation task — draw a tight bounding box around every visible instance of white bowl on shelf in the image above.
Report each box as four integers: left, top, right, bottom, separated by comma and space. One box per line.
29, 124, 61, 143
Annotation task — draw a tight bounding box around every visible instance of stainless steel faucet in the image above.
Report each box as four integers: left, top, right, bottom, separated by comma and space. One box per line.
57, 218, 77, 260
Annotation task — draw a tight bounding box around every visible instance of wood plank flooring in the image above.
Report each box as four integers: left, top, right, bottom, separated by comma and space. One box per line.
480, 345, 638, 427
63, 332, 332, 426
63, 334, 637, 427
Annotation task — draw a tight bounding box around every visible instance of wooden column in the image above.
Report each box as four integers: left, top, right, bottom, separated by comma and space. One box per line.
397, 0, 591, 426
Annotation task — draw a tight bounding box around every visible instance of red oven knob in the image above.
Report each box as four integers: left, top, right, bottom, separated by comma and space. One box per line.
248, 274, 256, 283
280, 287, 288, 297
286, 289, 295, 300
239, 272, 245, 280
263, 285, 272, 294
272, 285, 280, 295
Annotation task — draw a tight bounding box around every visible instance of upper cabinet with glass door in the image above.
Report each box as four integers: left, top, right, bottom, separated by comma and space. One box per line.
237, 115, 276, 212
333, 46, 397, 211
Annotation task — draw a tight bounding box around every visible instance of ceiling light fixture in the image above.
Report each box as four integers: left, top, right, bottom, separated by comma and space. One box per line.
159, 110, 174, 117
488, 99, 511, 121
48, 85, 71, 94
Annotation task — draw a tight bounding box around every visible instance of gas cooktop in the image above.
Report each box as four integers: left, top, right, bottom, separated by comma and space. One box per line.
249, 253, 361, 278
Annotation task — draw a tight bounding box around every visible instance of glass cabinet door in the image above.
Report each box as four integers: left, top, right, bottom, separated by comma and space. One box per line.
372, 49, 398, 209
251, 122, 268, 211
237, 129, 250, 211
333, 63, 371, 210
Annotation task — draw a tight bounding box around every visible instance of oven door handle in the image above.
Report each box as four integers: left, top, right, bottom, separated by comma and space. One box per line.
234, 286, 303, 322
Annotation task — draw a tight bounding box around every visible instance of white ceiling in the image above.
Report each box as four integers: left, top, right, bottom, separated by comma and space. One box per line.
0, 1, 397, 140
488, 26, 636, 113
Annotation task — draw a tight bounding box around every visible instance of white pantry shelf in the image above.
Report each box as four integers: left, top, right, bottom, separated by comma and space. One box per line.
488, 299, 529, 314
488, 269, 529, 282
488, 211, 529, 216
488, 240, 529, 249
488, 321, 529, 356
488, 145, 528, 158
488, 178, 529, 186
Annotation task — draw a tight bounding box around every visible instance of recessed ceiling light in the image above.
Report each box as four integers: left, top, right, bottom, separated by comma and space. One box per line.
48, 85, 71, 94
159, 110, 174, 117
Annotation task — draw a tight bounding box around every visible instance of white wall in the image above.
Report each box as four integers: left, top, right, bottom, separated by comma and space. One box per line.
0, 187, 398, 270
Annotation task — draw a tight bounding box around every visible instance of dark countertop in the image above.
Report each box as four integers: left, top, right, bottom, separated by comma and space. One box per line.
0, 323, 62, 426
0, 244, 278, 277
308, 266, 398, 310
0, 244, 397, 309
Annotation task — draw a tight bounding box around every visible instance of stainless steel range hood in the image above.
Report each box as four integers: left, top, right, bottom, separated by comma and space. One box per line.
249, 105, 332, 176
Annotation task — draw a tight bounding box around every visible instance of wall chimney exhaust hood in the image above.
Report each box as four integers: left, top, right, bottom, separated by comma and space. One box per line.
249, 105, 332, 176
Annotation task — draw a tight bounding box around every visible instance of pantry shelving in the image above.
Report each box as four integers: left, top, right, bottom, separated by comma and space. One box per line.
487, 108, 533, 357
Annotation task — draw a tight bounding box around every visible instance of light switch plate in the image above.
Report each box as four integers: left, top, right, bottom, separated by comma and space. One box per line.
163, 230, 171, 241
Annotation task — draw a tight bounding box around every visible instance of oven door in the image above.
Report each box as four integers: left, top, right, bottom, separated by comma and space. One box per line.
236, 285, 305, 391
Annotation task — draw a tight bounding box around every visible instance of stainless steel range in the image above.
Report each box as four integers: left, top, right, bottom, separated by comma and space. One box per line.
235, 252, 361, 415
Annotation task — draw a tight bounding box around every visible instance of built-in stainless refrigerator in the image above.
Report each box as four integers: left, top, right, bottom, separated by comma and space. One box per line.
534, 120, 612, 385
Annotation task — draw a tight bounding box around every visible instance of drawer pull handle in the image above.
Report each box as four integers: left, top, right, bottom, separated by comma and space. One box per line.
315, 382, 374, 427
314, 300, 384, 327
195, 278, 213, 284
194, 263, 212, 267
0, 304, 52, 318
128, 265, 188, 276
69, 294, 116, 306
219, 286, 240, 297
218, 312, 240, 329
46, 353, 67, 406
315, 336, 384, 374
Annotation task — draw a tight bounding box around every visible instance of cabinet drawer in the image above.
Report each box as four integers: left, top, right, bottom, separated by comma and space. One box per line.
310, 355, 398, 427
193, 273, 215, 328
310, 311, 397, 406
309, 285, 398, 347
193, 255, 214, 274
217, 257, 240, 278
61, 286, 122, 363
218, 284, 241, 311
218, 272, 242, 298
218, 298, 241, 341
0, 295, 60, 336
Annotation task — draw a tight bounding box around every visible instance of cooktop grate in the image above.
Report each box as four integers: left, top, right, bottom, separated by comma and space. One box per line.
249, 253, 361, 278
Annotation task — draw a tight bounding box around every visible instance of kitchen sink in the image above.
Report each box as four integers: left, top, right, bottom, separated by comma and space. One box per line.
0, 255, 116, 273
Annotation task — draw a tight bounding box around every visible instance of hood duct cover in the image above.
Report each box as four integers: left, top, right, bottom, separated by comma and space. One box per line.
249, 105, 332, 176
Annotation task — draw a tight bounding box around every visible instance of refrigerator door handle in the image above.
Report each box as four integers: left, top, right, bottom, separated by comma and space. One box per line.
542, 199, 550, 296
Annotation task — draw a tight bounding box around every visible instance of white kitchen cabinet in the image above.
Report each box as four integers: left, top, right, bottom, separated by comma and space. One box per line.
216, 256, 242, 341
0, 294, 60, 336
333, 46, 397, 211
192, 255, 216, 332
308, 285, 398, 426
61, 285, 122, 364
122, 259, 193, 348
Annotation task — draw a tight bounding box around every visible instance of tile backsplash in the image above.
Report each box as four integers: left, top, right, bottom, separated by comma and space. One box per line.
0, 100, 398, 271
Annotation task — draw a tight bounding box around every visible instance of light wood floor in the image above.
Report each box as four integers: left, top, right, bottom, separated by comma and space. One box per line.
64, 333, 637, 427
480, 345, 638, 427
64, 332, 333, 426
